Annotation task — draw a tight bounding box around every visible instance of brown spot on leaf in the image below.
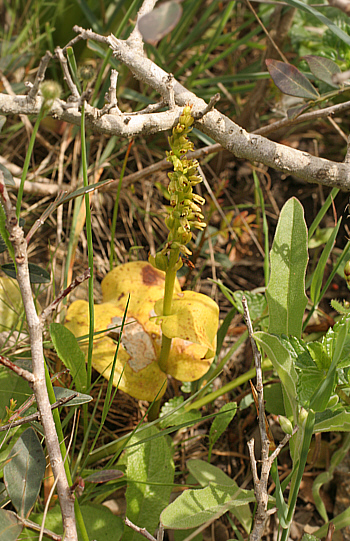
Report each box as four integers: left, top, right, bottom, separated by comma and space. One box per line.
142, 264, 163, 286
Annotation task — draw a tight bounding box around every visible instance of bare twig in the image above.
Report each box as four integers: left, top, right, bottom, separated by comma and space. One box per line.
0, 355, 34, 383
0, 172, 78, 541
242, 296, 295, 541
98, 69, 122, 118
124, 517, 157, 541
55, 47, 80, 102
40, 268, 90, 323
193, 93, 221, 120
127, 0, 159, 51
12, 513, 62, 541
27, 51, 53, 100
3, 32, 350, 190
0, 393, 79, 432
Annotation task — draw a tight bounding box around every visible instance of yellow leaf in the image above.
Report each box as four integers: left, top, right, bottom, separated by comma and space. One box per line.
154, 290, 219, 350
65, 299, 167, 401
166, 338, 215, 381
101, 261, 181, 329
65, 262, 219, 400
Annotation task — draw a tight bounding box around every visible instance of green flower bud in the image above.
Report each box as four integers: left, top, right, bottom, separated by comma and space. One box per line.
298, 407, 308, 428
174, 257, 184, 271
192, 194, 205, 205
40, 80, 62, 102
326, 394, 339, 408
154, 253, 168, 271
165, 216, 175, 229
192, 220, 206, 230
345, 260, 350, 286
279, 415, 293, 436
79, 63, 95, 82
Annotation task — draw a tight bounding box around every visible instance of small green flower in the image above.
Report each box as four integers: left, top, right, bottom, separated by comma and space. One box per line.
150, 105, 206, 272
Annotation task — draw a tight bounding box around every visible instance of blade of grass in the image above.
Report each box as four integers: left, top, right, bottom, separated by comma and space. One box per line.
78, 297, 130, 473
253, 170, 269, 286
44, 362, 89, 541
110, 139, 133, 269
16, 106, 46, 218
187, 1, 236, 85
304, 239, 350, 329
308, 187, 339, 240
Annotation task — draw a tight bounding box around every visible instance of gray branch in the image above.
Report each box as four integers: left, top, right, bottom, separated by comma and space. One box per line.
0, 25, 349, 189
0, 174, 78, 541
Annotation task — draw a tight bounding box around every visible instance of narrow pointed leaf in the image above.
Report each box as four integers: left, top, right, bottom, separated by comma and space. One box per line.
85, 470, 124, 483
209, 403, 237, 448
266, 59, 319, 98
254, 332, 298, 422
3, 428, 46, 518
304, 55, 341, 88
53, 386, 92, 406
310, 218, 342, 306
0, 164, 15, 186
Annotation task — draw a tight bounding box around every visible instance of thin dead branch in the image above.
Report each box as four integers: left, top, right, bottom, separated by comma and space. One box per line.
0, 172, 78, 541
242, 296, 296, 541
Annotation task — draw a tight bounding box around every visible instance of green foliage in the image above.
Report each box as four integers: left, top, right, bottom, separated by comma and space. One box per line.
123, 426, 174, 541
266, 198, 308, 338
25, 504, 124, 541
161, 480, 255, 530
3, 428, 46, 518
50, 322, 87, 393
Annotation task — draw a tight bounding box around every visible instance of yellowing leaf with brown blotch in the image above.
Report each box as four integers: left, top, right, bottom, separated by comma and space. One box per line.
154, 290, 219, 350
65, 300, 167, 401
101, 261, 181, 329
65, 262, 219, 401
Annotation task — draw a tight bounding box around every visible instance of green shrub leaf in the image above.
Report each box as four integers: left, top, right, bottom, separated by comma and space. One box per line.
4, 428, 46, 518
124, 426, 174, 541
50, 322, 87, 393
266, 197, 308, 338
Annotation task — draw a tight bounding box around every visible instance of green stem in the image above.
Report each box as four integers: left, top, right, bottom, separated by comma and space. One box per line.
158, 247, 180, 373
186, 359, 272, 411
148, 399, 162, 421
109, 140, 132, 270
16, 107, 45, 218
44, 364, 89, 541
280, 410, 315, 541
81, 101, 94, 391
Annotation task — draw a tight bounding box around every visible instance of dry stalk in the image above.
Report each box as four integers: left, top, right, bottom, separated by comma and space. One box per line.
0, 171, 78, 541
242, 296, 296, 541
